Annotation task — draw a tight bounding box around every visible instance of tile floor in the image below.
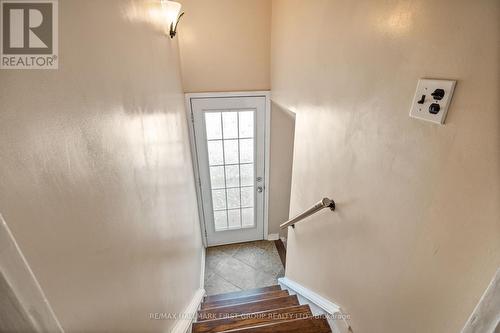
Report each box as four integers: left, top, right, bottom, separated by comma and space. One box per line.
204, 241, 285, 296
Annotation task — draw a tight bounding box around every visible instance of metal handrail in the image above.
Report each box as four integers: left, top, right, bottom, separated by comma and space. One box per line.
280, 197, 336, 229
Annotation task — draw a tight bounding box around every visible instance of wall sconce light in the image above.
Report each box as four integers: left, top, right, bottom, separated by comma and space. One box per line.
161, 0, 184, 38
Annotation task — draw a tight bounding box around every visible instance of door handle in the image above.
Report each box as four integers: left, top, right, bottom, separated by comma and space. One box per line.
257, 186, 263, 193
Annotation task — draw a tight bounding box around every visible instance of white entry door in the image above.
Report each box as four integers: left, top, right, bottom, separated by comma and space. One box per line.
190, 95, 267, 246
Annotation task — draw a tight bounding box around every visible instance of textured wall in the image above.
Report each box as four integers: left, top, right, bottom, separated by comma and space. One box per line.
271, 0, 500, 332
178, 0, 271, 92
0, 1, 202, 331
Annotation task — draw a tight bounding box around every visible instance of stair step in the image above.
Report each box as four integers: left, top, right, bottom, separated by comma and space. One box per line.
213, 317, 332, 333
201, 290, 289, 310
192, 305, 312, 333
204, 285, 282, 303
197, 295, 299, 322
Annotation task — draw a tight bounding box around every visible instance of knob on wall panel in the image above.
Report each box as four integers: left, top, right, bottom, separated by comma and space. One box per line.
409, 79, 456, 124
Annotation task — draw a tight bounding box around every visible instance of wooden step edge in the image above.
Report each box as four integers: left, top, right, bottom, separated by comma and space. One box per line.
214, 316, 332, 333
201, 290, 289, 310
192, 305, 312, 333
197, 295, 300, 322
204, 285, 282, 303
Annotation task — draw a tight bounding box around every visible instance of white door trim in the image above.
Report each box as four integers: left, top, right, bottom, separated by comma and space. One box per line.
185, 91, 271, 247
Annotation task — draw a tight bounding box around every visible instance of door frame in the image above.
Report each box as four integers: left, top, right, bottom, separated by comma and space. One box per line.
185, 91, 271, 247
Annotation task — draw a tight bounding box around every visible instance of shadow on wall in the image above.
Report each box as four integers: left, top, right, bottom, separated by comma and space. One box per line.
269, 101, 296, 239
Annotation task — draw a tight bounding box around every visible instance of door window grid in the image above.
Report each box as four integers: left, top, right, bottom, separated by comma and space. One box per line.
206, 111, 255, 231
209, 162, 253, 167
210, 184, 254, 191
207, 137, 253, 141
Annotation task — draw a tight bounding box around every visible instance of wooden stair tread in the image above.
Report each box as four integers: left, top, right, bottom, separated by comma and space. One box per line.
197, 295, 300, 321
204, 285, 282, 303
192, 305, 312, 333
201, 290, 289, 310
212, 317, 332, 333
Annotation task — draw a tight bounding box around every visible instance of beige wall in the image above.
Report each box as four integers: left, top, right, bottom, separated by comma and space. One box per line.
0, 1, 202, 331
177, 0, 294, 240
178, 0, 271, 92
269, 102, 295, 236
271, 1, 500, 333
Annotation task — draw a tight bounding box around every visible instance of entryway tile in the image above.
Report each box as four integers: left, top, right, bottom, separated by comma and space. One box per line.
204, 240, 284, 295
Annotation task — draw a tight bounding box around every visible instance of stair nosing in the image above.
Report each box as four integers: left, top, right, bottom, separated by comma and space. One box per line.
204, 285, 282, 302
201, 290, 289, 310
210, 316, 331, 333
198, 295, 298, 313
197, 295, 300, 321
193, 304, 312, 327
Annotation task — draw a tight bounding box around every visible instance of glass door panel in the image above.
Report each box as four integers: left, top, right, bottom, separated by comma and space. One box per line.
205, 111, 255, 231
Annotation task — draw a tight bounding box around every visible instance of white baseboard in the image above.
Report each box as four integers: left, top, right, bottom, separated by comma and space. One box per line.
461, 268, 500, 333
199, 247, 206, 289
267, 233, 279, 241
0, 214, 63, 332
170, 247, 206, 333
279, 236, 287, 248
278, 277, 340, 315
170, 288, 205, 333
278, 277, 351, 333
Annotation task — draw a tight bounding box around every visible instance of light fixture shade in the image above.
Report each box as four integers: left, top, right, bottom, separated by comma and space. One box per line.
161, 0, 182, 26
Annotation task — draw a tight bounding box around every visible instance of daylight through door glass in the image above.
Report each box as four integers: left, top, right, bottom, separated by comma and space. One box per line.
205, 111, 255, 231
